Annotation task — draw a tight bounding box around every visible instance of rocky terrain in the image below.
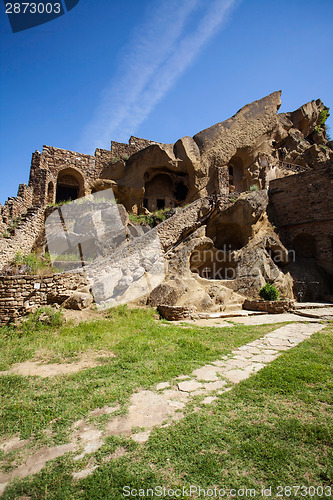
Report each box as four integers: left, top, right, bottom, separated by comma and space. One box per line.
0, 91, 332, 322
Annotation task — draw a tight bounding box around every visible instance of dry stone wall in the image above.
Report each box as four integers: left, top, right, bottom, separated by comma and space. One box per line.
0, 272, 88, 324
0, 207, 45, 269
0, 184, 33, 233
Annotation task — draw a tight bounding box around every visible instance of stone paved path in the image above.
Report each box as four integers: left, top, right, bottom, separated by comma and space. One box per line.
0, 321, 326, 494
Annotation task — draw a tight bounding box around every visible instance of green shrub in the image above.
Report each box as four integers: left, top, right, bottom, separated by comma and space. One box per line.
259, 283, 279, 301
11, 251, 53, 275
318, 107, 330, 125
22, 306, 64, 331
250, 184, 259, 192
129, 208, 172, 227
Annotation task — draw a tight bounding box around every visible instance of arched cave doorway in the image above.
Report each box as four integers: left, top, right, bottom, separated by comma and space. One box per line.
189, 222, 247, 281
190, 246, 237, 280
56, 168, 84, 203
144, 173, 174, 212
228, 156, 246, 192
293, 233, 317, 259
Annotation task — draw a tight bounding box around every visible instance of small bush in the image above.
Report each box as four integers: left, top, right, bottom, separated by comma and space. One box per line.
259, 283, 279, 301
250, 184, 259, 192
9, 252, 53, 276
24, 307, 64, 330
318, 107, 330, 125
129, 208, 174, 227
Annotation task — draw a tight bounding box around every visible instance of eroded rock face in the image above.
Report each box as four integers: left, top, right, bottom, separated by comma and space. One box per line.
158, 191, 294, 309
0, 92, 332, 319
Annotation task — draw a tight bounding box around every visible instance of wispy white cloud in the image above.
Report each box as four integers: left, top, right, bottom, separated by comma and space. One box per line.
78, 0, 236, 152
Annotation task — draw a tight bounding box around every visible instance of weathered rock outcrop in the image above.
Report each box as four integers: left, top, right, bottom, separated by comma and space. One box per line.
0, 92, 332, 322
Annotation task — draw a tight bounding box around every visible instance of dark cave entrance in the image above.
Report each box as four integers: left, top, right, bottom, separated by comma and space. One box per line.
55, 168, 84, 204
157, 198, 165, 210
174, 181, 188, 203
56, 185, 79, 204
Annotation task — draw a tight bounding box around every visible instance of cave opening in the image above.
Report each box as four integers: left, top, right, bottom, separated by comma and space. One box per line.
56, 168, 84, 203
190, 247, 237, 280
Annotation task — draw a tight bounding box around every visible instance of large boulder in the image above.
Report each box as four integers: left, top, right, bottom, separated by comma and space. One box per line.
149, 279, 185, 307
62, 292, 93, 310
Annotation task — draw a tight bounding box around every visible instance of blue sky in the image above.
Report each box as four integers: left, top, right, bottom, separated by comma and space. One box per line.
0, 0, 332, 204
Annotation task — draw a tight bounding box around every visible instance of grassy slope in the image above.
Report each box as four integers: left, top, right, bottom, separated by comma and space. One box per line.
0, 307, 277, 442
0, 311, 332, 499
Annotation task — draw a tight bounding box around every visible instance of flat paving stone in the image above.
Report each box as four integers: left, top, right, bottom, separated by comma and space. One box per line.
248, 354, 278, 363
203, 381, 227, 391
294, 302, 333, 309
224, 369, 249, 383
202, 396, 218, 405
224, 358, 252, 369
246, 362, 266, 373
166, 400, 186, 409
131, 431, 151, 443
265, 338, 289, 346
192, 365, 220, 381
233, 352, 253, 359
229, 313, 321, 325
211, 358, 228, 366
176, 375, 190, 380
178, 380, 203, 392
295, 307, 333, 317
237, 345, 262, 353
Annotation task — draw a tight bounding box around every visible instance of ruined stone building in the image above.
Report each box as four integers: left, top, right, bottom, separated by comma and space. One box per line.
0, 91, 332, 322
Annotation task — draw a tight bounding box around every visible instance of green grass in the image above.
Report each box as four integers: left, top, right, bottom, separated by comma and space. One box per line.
7, 251, 54, 276
129, 208, 173, 227
1, 312, 332, 498
0, 307, 277, 443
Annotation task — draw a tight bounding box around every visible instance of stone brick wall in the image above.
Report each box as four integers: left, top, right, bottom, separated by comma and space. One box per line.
110, 136, 157, 161
0, 207, 45, 270
0, 272, 88, 324
269, 166, 333, 264
29, 146, 97, 206
110, 141, 140, 160
0, 184, 33, 232
129, 136, 157, 150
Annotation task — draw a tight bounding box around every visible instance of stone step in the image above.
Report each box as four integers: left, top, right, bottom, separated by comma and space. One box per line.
197, 310, 265, 319
294, 302, 333, 310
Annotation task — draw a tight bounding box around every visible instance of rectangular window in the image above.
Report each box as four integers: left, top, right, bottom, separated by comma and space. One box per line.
157, 198, 165, 209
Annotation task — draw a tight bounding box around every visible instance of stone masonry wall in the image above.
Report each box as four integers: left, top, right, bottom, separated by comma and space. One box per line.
269, 165, 333, 264
29, 146, 98, 206
0, 207, 45, 270
0, 184, 33, 233
0, 272, 88, 324
111, 136, 157, 160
